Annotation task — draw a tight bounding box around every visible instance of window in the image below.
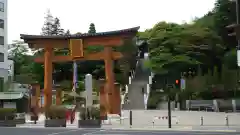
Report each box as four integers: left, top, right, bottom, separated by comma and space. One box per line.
0, 53, 4, 62
0, 36, 4, 45
0, 19, 4, 29
0, 2, 4, 12
0, 77, 3, 92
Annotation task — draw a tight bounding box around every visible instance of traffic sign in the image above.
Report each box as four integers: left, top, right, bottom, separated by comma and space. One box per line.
180, 79, 186, 90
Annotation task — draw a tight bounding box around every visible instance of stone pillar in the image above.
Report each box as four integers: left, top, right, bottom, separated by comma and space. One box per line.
104, 47, 115, 113
129, 76, 132, 84
30, 83, 40, 112
44, 47, 53, 109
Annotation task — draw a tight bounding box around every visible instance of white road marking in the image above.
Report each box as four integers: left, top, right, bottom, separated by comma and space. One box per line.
83, 129, 107, 135
47, 129, 80, 135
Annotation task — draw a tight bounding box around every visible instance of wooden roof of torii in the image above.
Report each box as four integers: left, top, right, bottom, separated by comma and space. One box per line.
20, 26, 140, 48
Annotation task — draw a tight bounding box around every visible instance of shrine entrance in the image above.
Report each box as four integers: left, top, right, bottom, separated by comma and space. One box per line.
20, 27, 139, 115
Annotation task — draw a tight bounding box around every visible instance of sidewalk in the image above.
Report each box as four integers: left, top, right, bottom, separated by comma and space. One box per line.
16, 121, 78, 128
102, 125, 238, 132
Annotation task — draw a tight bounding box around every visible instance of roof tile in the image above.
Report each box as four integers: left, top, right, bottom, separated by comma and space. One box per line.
20, 26, 140, 40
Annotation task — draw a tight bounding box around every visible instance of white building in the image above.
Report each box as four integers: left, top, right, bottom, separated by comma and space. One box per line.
0, 0, 8, 91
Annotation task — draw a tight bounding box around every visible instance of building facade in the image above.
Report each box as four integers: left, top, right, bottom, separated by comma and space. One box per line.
0, 0, 8, 91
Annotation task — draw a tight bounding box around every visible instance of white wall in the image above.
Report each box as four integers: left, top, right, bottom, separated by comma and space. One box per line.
0, 0, 7, 62
0, 0, 8, 82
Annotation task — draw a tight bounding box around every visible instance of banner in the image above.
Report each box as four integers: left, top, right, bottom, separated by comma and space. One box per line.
73, 61, 78, 91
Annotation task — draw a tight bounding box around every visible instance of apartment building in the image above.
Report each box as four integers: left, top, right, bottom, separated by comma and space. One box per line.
0, 0, 9, 91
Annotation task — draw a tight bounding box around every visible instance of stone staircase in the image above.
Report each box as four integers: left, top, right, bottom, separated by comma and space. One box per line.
123, 59, 151, 110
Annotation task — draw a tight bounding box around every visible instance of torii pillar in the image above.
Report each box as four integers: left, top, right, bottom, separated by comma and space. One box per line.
44, 47, 53, 109
104, 47, 116, 113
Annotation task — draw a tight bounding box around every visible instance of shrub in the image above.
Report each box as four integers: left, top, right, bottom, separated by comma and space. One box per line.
79, 106, 100, 120
0, 108, 17, 120
79, 107, 87, 120
46, 106, 66, 119
91, 107, 100, 120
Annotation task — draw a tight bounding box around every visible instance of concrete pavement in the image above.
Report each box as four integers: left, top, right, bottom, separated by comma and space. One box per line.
119, 110, 240, 126
0, 127, 239, 135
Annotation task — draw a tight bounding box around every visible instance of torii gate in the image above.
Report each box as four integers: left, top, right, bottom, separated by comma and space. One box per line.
20, 27, 139, 114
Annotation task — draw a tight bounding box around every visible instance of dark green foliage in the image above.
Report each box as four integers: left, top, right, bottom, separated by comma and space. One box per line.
46, 106, 67, 119
52, 17, 64, 35
79, 106, 100, 120
143, 0, 240, 102
41, 10, 54, 35
213, 0, 236, 49
0, 108, 16, 120
65, 29, 71, 35
88, 23, 96, 34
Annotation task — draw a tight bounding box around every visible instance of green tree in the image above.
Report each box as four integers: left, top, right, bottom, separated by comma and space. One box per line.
147, 22, 199, 75
213, 0, 236, 48
41, 9, 54, 35
8, 40, 31, 76
33, 10, 71, 87
52, 17, 64, 35
65, 29, 71, 35
88, 23, 96, 34
223, 49, 238, 69
8, 40, 37, 84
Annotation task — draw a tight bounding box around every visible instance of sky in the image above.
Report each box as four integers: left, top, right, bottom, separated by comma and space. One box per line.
8, 0, 216, 44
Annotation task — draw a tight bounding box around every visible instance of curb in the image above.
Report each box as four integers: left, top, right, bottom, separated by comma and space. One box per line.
108, 127, 237, 132
4, 126, 238, 132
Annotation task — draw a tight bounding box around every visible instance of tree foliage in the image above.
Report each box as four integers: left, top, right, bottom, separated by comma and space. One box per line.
41, 10, 54, 36
88, 23, 96, 34
146, 21, 223, 76
142, 0, 240, 103
8, 40, 36, 83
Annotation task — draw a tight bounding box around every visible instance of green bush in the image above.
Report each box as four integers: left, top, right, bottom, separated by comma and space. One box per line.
0, 108, 17, 120
147, 92, 162, 109
79, 107, 87, 120
79, 106, 100, 120
91, 107, 100, 120
46, 106, 67, 119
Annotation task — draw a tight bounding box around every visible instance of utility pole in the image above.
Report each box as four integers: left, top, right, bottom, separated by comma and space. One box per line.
167, 94, 172, 128
228, 0, 240, 65
236, 0, 240, 50
166, 83, 173, 128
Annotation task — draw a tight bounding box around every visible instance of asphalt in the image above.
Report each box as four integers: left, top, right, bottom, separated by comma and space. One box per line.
0, 127, 239, 135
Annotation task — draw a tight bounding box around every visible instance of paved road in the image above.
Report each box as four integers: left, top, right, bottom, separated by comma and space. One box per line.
0, 127, 239, 135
